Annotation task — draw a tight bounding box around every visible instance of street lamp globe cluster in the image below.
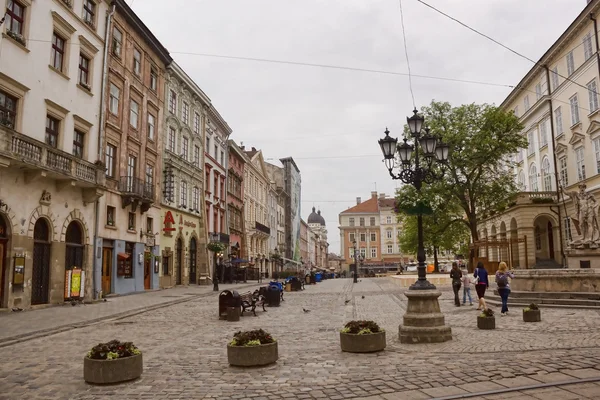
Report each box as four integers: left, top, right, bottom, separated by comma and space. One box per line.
378, 109, 450, 290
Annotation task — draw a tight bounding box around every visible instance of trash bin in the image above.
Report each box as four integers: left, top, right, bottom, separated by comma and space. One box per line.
266, 286, 281, 307
315, 273, 322, 283
226, 307, 240, 321
219, 290, 240, 319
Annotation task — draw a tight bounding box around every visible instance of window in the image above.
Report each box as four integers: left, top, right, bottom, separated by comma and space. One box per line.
183, 102, 190, 125
559, 156, 568, 187
371, 248, 377, 258
539, 119, 548, 148
541, 157, 552, 191
564, 217, 573, 244
112, 27, 122, 57
194, 145, 200, 166
128, 212, 136, 230
595, 138, 600, 174
360, 248, 366, 259
167, 127, 175, 152
349, 218, 355, 227
6, 0, 25, 35
535, 83, 542, 100
220, 151, 224, 165
145, 164, 153, 188
106, 206, 115, 226
386, 230, 392, 239
370, 233, 376, 242
529, 163, 538, 192
180, 181, 187, 207
133, 48, 141, 75
584, 32, 594, 61
576, 147, 586, 181
527, 131, 535, 155
567, 51, 575, 76
551, 66, 559, 90
146, 217, 153, 233
588, 80, 599, 112
386, 216, 392, 224
0, 90, 17, 128
370, 217, 375, 226
105, 144, 116, 177
570, 95, 580, 125
182, 137, 189, 160
147, 113, 155, 141
169, 90, 176, 114
150, 66, 157, 91
387, 245, 393, 254
45, 115, 59, 148
349, 233, 355, 242
109, 84, 120, 115
162, 256, 170, 276
127, 155, 136, 187
51, 33, 65, 71
192, 186, 199, 211
82, 0, 95, 27
194, 112, 200, 134
524, 95, 530, 111
78, 54, 90, 86
555, 106, 563, 135
359, 218, 365, 227
73, 130, 84, 158
518, 170, 526, 190
360, 233, 366, 242
349, 248, 355, 259
129, 100, 139, 129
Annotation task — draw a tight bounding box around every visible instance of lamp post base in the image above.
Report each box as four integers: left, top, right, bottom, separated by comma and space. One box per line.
399, 290, 452, 344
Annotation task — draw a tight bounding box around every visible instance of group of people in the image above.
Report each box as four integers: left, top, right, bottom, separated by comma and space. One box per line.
449, 261, 515, 316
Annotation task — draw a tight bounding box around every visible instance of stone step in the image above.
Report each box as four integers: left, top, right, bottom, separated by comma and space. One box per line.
485, 294, 600, 309
494, 290, 600, 301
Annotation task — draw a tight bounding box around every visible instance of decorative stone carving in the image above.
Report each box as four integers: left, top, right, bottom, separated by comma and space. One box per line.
562, 184, 600, 248
40, 190, 52, 205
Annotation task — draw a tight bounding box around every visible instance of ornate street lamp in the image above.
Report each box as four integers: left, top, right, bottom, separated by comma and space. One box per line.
378, 109, 450, 290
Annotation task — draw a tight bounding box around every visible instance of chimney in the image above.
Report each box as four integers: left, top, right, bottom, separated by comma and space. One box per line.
356, 197, 362, 205
379, 193, 386, 200
241, 145, 245, 150
371, 191, 377, 199
251, 147, 256, 151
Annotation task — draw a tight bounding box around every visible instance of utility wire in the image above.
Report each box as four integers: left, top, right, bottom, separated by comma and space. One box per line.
398, 0, 416, 108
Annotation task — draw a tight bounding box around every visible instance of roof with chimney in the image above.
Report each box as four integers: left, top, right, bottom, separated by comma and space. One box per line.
341, 192, 380, 214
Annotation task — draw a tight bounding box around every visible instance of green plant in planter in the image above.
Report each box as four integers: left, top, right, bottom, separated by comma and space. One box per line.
207, 242, 226, 252
523, 303, 539, 312
86, 339, 141, 360
340, 320, 384, 334
229, 329, 276, 347
480, 308, 495, 318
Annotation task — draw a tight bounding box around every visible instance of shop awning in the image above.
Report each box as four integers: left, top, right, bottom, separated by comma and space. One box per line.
117, 253, 130, 260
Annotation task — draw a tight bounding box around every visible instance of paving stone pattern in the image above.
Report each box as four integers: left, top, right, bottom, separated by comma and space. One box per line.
1, 278, 600, 399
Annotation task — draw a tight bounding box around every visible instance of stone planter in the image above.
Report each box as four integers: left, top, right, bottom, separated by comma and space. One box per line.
227, 342, 278, 367
523, 309, 541, 322
340, 331, 386, 353
83, 353, 143, 384
477, 316, 495, 330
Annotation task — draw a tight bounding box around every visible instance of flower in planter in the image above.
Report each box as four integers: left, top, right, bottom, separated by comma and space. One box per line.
480, 308, 495, 318
7, 30, 26, 46
86, 339, 141, 360
523, 303, 539, 312
229, 329, 276, 347
340, 320, 384, 334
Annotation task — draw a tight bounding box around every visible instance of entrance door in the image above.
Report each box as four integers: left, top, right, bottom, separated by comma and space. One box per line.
548, 221, 555, 260
189, 238, 197, 284
176, 238, 182, 285
102, 248, 112, 295
144, 252, 151, 289
32, 219, 51, 305
0, 216, 7, 307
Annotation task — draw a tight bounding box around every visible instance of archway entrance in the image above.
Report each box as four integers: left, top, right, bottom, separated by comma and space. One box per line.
32, 219, 51, 305
176, 237, 183, 285
0, 216, 8, 307
533, 215, 557, 262
189, 237, 197, 284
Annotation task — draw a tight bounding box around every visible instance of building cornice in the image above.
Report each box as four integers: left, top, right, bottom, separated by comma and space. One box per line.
167, 61, 211, 106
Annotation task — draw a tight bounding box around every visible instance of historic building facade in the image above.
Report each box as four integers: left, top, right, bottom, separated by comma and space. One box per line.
300, 219, 309, 267
307, 207, 328, 269
378, 195, 406, 265
477, 0, 600, 269
227, 140, 245, 260
95, 0, 171, 296
160, 62, 210, 287
0, 0, 109, 308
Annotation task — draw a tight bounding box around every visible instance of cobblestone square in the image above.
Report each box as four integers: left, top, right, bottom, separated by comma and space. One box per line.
1, 278, 600, 399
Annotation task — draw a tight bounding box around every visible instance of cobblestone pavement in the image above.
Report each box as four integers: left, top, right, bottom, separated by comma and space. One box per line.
1, 278, 600, 399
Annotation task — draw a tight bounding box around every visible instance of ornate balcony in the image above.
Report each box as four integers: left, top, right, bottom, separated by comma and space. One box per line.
255, 221, 271, 236
118, 176, 154, 213
0, 124, 104, 202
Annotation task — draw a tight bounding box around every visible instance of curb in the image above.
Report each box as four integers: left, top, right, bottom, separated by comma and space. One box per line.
0, 283, 261, 348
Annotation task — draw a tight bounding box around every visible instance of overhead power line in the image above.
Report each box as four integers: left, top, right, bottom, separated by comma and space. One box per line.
398, 0, 416, 108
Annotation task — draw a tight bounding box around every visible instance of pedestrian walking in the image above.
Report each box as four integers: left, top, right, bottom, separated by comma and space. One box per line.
496, 261, 515, 316
461, 268, 473, 305
450, 262, 462, 307
473, 261, 489, 310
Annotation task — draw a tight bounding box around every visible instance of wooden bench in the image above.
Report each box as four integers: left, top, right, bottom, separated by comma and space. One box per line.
240, 291, 266, 316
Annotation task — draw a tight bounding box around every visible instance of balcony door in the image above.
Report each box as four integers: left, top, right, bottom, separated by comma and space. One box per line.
127, 155, 136, 191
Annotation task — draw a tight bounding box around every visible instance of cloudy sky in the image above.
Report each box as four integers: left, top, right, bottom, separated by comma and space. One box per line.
131, 0, 582, 253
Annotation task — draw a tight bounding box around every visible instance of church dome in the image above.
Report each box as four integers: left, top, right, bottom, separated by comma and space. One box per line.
308, 207, 326, 226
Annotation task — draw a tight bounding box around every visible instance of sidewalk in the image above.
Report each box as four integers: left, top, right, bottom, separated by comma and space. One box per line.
0, 282, 261, 347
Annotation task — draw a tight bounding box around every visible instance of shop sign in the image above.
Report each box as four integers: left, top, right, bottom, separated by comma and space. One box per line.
179, 214, 197, 229
146, 236, 155, 247
163, 211, 176, 232
64, 268, 84, 299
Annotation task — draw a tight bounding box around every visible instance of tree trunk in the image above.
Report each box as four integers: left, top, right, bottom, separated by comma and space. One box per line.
433, 246, 439, 273
468, 213, 479, 272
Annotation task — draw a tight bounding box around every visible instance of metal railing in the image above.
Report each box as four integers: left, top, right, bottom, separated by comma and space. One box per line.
118, 176, 154, 200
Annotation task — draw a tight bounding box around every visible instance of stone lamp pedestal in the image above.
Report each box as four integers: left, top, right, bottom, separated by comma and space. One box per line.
399, 290, 452, 344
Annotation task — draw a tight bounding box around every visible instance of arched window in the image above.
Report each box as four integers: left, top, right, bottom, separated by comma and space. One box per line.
65, 221, 83, 271
541, 157, 552, 191
518, 170, 526, 190
529, 163, 538, 192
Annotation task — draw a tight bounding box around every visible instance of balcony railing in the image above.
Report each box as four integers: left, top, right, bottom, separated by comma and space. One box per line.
0, 124, 98, 184
118, 176, 154, 200
255, 221, 271, 235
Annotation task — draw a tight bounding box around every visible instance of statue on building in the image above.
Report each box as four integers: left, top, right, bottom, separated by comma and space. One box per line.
562, 184, 600, 247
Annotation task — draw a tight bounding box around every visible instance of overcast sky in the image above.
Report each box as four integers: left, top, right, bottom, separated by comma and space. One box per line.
131, 0, 583, 254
